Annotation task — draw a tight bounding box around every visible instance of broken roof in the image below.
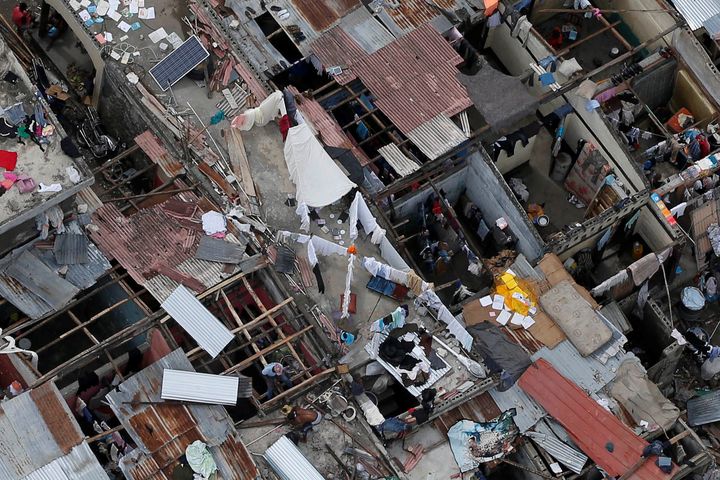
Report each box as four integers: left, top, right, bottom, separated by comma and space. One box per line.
519, 359, 674, 480
106, 348, 258, 480
0, 222, 111, 319
0, 36, 92, 236
89, 193, 247, 302
311, 23, 473, 135
0, 382, 107, 479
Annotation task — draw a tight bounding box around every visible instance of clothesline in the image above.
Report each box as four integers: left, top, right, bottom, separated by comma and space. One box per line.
603, 113, 667, 139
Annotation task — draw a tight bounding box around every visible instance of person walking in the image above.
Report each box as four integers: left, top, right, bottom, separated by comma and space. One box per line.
12, 3, 34, 35
262, 362, 293, 400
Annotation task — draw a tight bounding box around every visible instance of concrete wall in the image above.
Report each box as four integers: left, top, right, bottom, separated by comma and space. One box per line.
391, 168, 468, 220
495, 135, 538, 174
633, 205, 674, 251
466, 151, 545, 262
44, 0, 105, 106
595, 0, 677, 48
673, 28, 720, 108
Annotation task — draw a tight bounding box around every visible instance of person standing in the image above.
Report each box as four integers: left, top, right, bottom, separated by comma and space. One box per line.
262, 362, 293, 399
12, 3, 34, 34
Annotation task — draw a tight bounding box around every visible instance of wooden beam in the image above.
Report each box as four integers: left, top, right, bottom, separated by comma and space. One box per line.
556, 21, 622, 57
92, 144, 141, 174
220, 290, 267, 366
104, 187, 196, 203
223, 325, 313, 375
241, 278, 309, 377
260, 367, 336, 407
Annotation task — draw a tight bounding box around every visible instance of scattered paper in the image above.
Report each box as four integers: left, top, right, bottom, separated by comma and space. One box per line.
166, 32, 183, 49
109, 0, 119, 9
108, 9, 121, 21
110, 50, 121, 60
132, 51, 140, 56
104, 32, 113, 42
497, 310, 512, 326
148, 27, 167, 43
66, 166, 81, 184
549, 463, 562, 475
491, 294, 505, 310
521, 316, 535, 329
131, 22, 141, 30
489, 311, 496, 317
121, 52, 130, 64
39, 183, 62, 192
126, 72, 139, 84
639, 420, 649, 428
510, 312, 524, 326
120, 35, 128, 41
96, 0, 110, 15
78, 9, 91, 21
138, 6, 154, 18
84, 18, 94, 27
69, 0, 81, 10
479, 295, 492, 307
138, 0, 144, 6
95, 33, 107, 44
118, 21, 131, 32
129, 0, 138, 13
80, 0, 91, 6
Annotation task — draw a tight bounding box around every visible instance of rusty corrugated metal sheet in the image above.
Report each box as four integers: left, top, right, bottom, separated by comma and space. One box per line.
29, 383, 84, 455
309, 27, 366, 84
90, 195, 220, 298
352, 24, 472, 135
519, 359, 674, 480
108, 349, 258, 480
134, 131, 185, 177
288, 0, 359, 31
383, 0, 456, 32
287, 86, 372, 165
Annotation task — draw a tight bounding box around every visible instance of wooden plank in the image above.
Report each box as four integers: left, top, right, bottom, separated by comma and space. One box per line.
197, 162, 236, 198
223, 325, 313, 374
227, 128, 257, 197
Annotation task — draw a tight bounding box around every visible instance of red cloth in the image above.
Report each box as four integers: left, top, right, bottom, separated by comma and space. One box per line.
279, 114, 291, 141
0, 150, 18, 171
12, 5, 31, 28
699, 136, 711, 157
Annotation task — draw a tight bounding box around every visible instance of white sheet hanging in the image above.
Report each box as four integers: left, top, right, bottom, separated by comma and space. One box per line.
342, 254, 355, 318
348, 191, 384, 244
296, 202, 311, 232
283, 124, 356, 207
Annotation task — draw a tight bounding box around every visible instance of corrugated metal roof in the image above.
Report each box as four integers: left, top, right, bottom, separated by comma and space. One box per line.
161, 369, 239, 405
0, 383, 101, 480
161, 285, 235, 358
337, 6, 394, 53
519, 359, 674, 480
4, 251, 79, 310
0, 222, 111, 319
352, 24, 472, 135
406, 114, 467, 160
107, 349, 258, 480
90, 194, 235, 302
134, 131, 185, 178
374, 0, 459, 36
687, 389, 720, 426
24, 442, 109, 480
488, 384, 546, 433
378, 143, 421, 176
673, 0, 720, 31
310, 28, 366, 85
53, 233, 89, 265
531, 341, 629, 395
194, 235, 248, 264
599, 301, 632, 334
264, 435, 324, 480
287, 0, 358, 31
704, 12, 720, 37
237, 375, 253, 398
525, 431, 587, 474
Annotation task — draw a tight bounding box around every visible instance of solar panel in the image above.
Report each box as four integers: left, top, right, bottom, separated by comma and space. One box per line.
150, 35, 209, 91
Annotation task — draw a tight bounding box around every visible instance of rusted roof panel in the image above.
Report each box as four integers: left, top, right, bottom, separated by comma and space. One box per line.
288, 0, 359, 31
309, 27, 367, 84
352, 24, 472, 135
519, 359, 674, 480
134, 131, 185, 178
29, 383, 84, 455
107, 349, 258, 480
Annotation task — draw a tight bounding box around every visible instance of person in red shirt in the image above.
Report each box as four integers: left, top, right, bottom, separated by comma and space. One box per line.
12, 3, 34, 34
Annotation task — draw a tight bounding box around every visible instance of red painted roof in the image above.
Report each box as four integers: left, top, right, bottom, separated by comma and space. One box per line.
309, 27, 367, 85
352, 24, 472, 135
519, 359, 675, 480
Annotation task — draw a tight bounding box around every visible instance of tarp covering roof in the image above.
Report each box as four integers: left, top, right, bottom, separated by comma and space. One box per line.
458, 65, 538, 135
284, 124, 356, 207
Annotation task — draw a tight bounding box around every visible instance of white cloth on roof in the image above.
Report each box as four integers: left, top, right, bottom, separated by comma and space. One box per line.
511, 15, 531, 45
380, 236, 410, 272
558, 58, 583, 77
307, 239, 318, 267
311, 235, 347, 257
201, 211, 226, 235
359, 398, 385, 426
231, 90, 286, 130
670, 202, 687, 218
342, 254, 355, 318
296, 202, 311, 232
185, 440, 217, 478
591, 269, 629, 296
349, 191, 383, 243
284, 124, 356, 207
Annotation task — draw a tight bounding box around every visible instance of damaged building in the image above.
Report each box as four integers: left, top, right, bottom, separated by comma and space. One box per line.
1, 0, 720, 479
